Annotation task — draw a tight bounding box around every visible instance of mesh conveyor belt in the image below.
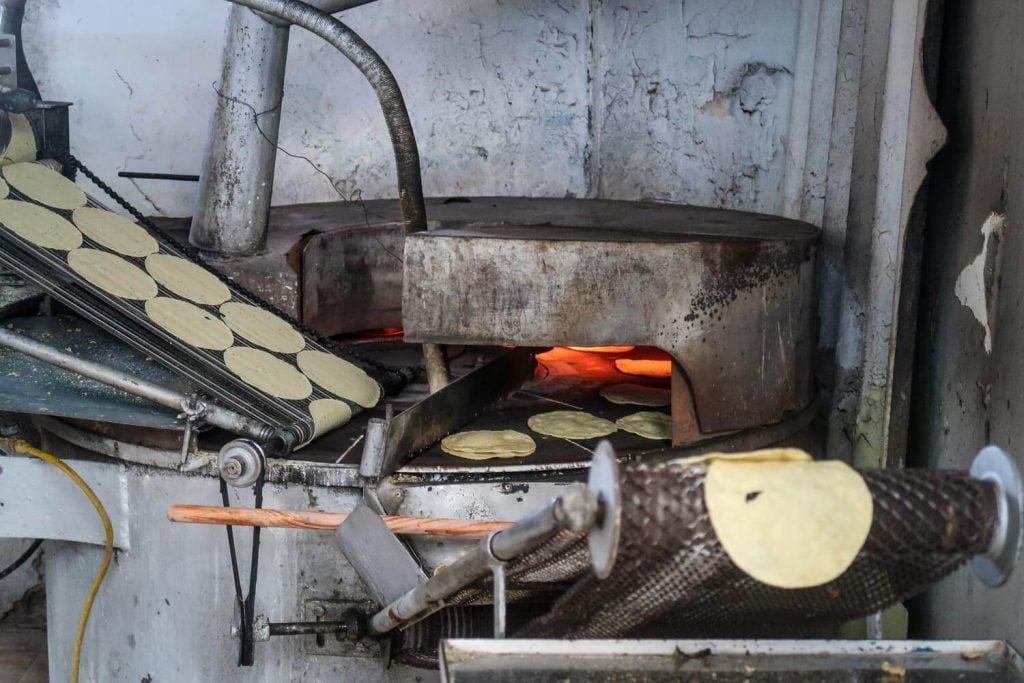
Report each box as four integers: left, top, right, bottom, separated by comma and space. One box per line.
0, 169, 385, 449
396, 461, 997, 667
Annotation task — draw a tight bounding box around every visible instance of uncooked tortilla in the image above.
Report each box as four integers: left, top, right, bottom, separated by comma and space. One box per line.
441, 430, 536, 460
527, 410, 617, 439
68, 248, 158, 300
220, 302, 305, 354
145, 297, 234, 351
0, 178, 8, 199
296, 349, 381, 408
1, 114, 37, 164
224, 347, 312, 401
672, 448, 813, 467
0, 199, 81, 250
73, 207, 158, 257
600, 383, 671, 407
3, 162, 87, 210
309, 398, 353, 440
704, 460, 873, 589
615, 411, 671, 440
145, 254, 231, 305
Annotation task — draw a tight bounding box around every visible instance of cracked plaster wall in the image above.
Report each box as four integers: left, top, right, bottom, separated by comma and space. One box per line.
22, 0, 804, 218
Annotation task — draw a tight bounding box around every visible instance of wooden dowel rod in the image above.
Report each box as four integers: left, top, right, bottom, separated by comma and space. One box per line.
168, 504, 512, 538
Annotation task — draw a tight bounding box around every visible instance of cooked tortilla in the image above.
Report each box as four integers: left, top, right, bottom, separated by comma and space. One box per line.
220, 302, 305, 354
145, 254, 231, 305
224, 347, 312, 400
73, 207, 158, 257
441, 430, 536, 460
615, 411, 671, 440
671, 448, 813, 467
527, 410, 617, 439
297, 349, 381, 408
3, 161, 87, 210
68, 248, 158, 300
145, 297, 234, 351
0, 199, 81, 250
705, 460, 873, 589
600, 383, 671, 407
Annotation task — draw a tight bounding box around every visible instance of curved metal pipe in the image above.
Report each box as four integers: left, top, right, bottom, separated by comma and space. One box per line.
223, 0, 427, 235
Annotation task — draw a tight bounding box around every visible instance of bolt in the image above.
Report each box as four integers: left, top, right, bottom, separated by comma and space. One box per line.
222, 459, 242, 478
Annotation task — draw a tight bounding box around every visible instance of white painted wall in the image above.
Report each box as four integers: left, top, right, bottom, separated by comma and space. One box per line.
22, 0, 808, 219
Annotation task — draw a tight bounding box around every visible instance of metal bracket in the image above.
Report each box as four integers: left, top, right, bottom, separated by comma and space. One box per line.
587, 440, 622, 579
484, 533, 507, 639
971, 445, 1024, 587
336, 503, 427, 606
0, 35, 15, 90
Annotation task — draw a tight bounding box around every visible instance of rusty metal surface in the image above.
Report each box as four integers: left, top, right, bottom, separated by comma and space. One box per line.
403, 200, 817, 435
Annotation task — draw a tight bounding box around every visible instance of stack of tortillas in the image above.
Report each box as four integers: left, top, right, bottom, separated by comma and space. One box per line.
692, 449, 874, 589
0, 160, 381, 445
441, 430, 536, 460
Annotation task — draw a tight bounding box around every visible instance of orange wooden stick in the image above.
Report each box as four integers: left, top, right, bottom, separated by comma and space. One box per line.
168, 504, 512, 538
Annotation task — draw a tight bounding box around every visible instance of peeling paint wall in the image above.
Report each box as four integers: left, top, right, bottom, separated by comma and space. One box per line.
21, 0, 808, 219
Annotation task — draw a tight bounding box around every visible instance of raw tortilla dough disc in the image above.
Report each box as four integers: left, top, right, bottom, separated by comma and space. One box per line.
441, 430, 536, 460
527, 410, 617, 439
704, 460, 873, 589
600, 383, 671, 407
297, 349, 381, 408
0, 199, 81, 250
1, 114, 37, 164
0, 178, 8, 199
672, 448, 813, 467
309, 398, 353, 440
224, 347, 312, 401
145, 254, 231, 305
73, 207, 158, 257
3, 161, 87, 210
145, 297, 234, 351
220, 302, 305, 354
615, 411, 672, 440
68, 248, 158, 300
614, 358, 672, 378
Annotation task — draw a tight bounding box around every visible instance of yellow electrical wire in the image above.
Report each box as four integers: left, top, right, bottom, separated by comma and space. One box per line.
1, 439, 112, 683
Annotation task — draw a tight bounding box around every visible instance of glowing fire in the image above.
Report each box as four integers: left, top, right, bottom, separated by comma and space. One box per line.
566, 346, 636, 354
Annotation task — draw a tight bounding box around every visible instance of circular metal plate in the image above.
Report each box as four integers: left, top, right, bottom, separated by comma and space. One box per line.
587, 440, 621, 579
970, 445, 1023, 587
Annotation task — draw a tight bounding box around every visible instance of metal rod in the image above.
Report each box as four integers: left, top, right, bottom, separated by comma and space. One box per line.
0, 326, 273, 441
168, 504, 511, 537
368, 484, 598, 635
422, 342, 451, 393
268, 621, 348, 637
119, 171, 200, 182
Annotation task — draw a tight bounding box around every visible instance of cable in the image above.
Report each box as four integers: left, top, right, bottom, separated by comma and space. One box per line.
0, 537, 42, 580
0, 439, 112, 683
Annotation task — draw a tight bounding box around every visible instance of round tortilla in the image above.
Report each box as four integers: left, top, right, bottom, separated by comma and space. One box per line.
0, 178, 8, 199
0, 199, 81, 250
68, 248, 158, 300
220, 302, 305, 354
615, 411, 671, 440
600, 383, 671, 407
441, 430, 536, 460
145, 297, 234, 351
73, 207, 158, 257
527, 410, 617, 439
145, 254, 231, 305
309, 398, 353, 440
704, 460, 873, 589
224, 347, 312, 401
566, 346, 636, 354
672, 448, 813, 467
3, 162, 87, 210
297, 350, 381, 408
1, 114, 37, 164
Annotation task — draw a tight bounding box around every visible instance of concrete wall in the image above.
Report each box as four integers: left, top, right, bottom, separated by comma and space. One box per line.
910, 1, 1024, 645
21, 0, 807, 218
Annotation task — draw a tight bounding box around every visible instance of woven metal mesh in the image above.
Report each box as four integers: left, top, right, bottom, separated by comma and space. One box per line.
394, 461, 997, 666
517, 462, 997, 638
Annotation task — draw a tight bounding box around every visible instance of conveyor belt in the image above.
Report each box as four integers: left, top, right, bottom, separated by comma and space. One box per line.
0, 161, 383, 451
